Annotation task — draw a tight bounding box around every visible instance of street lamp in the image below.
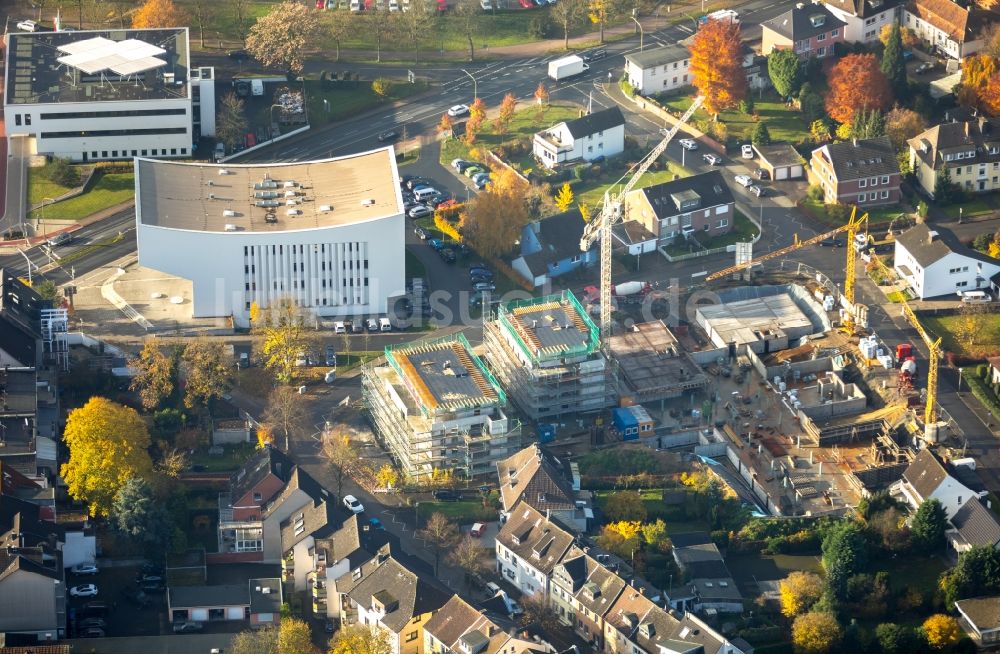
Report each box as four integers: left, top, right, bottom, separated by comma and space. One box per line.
461, 69, 477, 101
958, 367, 964, 392
15, 248, 38, 285
631, 10, 644, 51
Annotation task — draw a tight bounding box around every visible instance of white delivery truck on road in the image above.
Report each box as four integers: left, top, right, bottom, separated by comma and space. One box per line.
548, 55, 590, 81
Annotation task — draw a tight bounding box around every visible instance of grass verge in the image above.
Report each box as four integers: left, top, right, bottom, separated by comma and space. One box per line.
28, 173, 134, 221
28, 167, 77, 206
658, 90, 812, 146
799, 198, 905, 228
418, 499, 496, 525
304, 79, 429, 127
923, 314, 1000, 358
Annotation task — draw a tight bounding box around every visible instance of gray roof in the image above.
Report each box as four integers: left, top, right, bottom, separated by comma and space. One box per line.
230, 447, 294, 506
815, 136, 899, 181
902, 449, 950, 500
762, 4, 846, 40
495, 504, 575, 576
520, 208, 588, 276
895, 223, 1000, 270
952, 500, 1000, 548
755, 144, 804, 168
168, 584, 249, 608
908, 118, 1000, 171
635, 171, 735, 221
824, 0, 906, 19
624, 44, 689, 69
956, 596, 1000, 631
343, 556, 451, 633
498, 444, 577, 513
564, 107, 625, 140
248, 578, 283, 615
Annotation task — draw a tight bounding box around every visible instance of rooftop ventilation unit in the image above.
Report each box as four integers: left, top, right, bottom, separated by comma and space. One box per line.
284, 181, 298, 188
218, 169, 229, 175
285, 190, 297, 198
286, 199, 298, 206
208, 193, 216, 200
265, 214, 278, 224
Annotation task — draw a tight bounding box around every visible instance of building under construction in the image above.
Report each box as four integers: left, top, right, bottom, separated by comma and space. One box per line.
483, 290, 615, 421
607, 320, 709, 405
362, 334, 522, 480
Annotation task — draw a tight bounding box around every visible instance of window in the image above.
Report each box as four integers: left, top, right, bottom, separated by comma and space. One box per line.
673, 77, 678, 84
672, 62, 678, 69
131, 150, 137, 156
25, 115, 30, 125
112, 151, 118, 157
141, 150, 147, 156
14, 115, 21, 126
817, 47, 825, 56
171, 148, 177, 155
253, 492, 262, 502
859, 179, 867, 188
870, 177, 877, 186
858, 193, 866, 202
406, 631, 418, 642
881, 190, 889, 199
818, 32, 826, 41
704, 223, 710, 231
832, 28, 839, 36
683, 74, 688, 83
717, 218, 729, 228
101, 151, 108, 158
881, 175, 889, 184
91, 151, 97, 158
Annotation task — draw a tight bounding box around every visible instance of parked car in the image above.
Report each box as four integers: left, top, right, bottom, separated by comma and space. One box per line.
748, 185, 765, 197
409, 205, 433, 219
82, 601, 108, 615
228, 49, 249, 60
368, 517, 385, 530
343, 494, 365, 514
485, 581, 502, 596
702, 153, 722, 165
325, 345, 337, 367
582, 49, 607, 62
447, 104, 470, 117
406, 177, 431, 190
16, 20, 39, 32
377, 129, 400, 142
70, 584, 99, 597
518, 0, 534, 8
435, 198, 458, 211
678, 138, 698, 151
469, 291, 484, 307
71, 564, 99, 576
140, 582, 166, 594
366, 318, 379, 331
80, 627, 106, 638
733, 174, 753, 187
473, 281, 496, 292
136, 572, 164, 583
451, 158, 470, 171
428, 239, 445, 251
915, 61, 934, 74
79, 618, 107, 629
741, 143, 754, 159
469, 264, 492, 276
414, 226, 429, 240
349, 320, 364, 333
325, 621, 336, 633
480, 0, 492, 8
465, 165, 486, 177
755, 168, 770, 180
819, 238, 844, 247
173, 621, 204, 633
433, 489, 462, 501
440, 248, 457, 264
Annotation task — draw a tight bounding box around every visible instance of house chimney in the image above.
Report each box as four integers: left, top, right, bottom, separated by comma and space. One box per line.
852, 138, 858, 147
928, 230, 939, 244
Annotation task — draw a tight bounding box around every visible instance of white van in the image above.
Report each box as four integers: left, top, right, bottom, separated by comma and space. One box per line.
413, 187, 438, 202
17, 20, 38, 32
959, 290, 992, 304
379, 317, 392, 332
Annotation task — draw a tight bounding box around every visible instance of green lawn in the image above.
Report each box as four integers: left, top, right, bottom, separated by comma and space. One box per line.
304, 78, 429, 127
27, 168, 77, 206
189, 444, 256, 473
923, 314, 1000, 357
418, 499, 496, 525
665, 211, 757, 256
799, 198, 905, 228
28, 173, 135, 221
658, 91, 812, 146
939, 198, 996, 222
576, 163, 691, 208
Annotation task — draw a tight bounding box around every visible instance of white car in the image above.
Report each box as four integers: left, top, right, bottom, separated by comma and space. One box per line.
408, 205, 433, 219
702, 153, 722, 165
71, 564, 99, 576
734, 174, 753, 188
343, 494, 365, 514
70, 584, 99, 597
741, 143, 754, 159
678, 139, 698, 151
480, 0, 492, 8
447, 104, 470, 118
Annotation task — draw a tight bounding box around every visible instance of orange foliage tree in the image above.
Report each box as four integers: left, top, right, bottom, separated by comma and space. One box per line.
961, 54, 1000, 109
132, 0, 189, 28
689, 18, 747, 117
981, 71, 1000, 116
825, 53, 892, 125
464, 97, 488, 145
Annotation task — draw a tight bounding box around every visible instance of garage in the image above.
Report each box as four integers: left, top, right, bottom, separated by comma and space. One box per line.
753, 144, 805, 181
167, 580, 280, 625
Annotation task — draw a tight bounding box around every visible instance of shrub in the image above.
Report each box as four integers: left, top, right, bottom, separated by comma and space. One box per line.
967, 374, 1000, 421
44, 157, 81, 188
573, 164, 588, 181
806, 185, 825, 202
918, 200, 929, 219
527, 14, 552, 39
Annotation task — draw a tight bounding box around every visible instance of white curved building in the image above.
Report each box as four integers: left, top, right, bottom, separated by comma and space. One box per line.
135, 148, 405, 326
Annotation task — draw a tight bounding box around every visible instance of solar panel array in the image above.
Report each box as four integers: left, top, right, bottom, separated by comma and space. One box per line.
56, 36, 167, 76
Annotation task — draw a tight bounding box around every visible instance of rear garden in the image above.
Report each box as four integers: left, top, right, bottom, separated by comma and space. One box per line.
657, 90, 812, 148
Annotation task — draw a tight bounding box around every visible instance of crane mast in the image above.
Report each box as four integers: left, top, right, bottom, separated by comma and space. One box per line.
580, 96, 705, 341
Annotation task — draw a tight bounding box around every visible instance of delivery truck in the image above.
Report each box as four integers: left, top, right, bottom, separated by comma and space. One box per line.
548, 55, 590, 81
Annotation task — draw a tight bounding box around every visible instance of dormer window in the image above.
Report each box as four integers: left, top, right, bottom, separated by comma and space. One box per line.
253, 492, 262, 502
809, 14, 826, 27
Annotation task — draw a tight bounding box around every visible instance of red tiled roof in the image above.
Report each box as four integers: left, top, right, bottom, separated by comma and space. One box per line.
908, 0, 970, 42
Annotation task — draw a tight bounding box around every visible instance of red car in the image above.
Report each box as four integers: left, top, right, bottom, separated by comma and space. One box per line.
519, 0, 533, 8
437, 0, 448, 10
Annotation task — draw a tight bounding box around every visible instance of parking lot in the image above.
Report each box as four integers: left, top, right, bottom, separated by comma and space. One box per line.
67, 564, 165, 638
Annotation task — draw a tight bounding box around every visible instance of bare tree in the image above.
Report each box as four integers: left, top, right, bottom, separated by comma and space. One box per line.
322, 432, 360, 499
328, 9, 358, 61
550, 0, 585, 50
519, 593, 562, 632
229, 0, 253, 44
216, 92, 249, 153
452, 0, 480, 62
417, 512, 459, 575
263, 385, 310, 451
190, 0, 216, 48
448, 535, 490, 581
363, 9, 399, 64
398, 1, 433, 52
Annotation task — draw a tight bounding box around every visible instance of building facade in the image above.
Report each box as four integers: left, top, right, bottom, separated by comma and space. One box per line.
809, 136, 901, 206
3, 29, 212, 162
908, 117, 1000, 198
622, 171, 736, 245
623, 45, 691, 95
494, 504, 574, 598
364, 335, 522, 480
511, 208, 597, 288
135, 150, 405, 326
761, 3, 847, 59
533, 107, 625, 169
893, 224, 1000, 300
823, 0, 904, 42
904, 0, 983, 59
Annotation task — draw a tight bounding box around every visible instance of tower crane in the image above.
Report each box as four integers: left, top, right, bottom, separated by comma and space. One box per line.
579, 95, 705, 341
866, 254, 942, 428
706, 207, 869, 333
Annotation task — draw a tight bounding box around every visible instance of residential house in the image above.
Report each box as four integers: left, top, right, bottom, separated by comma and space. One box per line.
511, 208, 597, 289
893, 223, 1000, 299
897, 448, 981, 519
337, 553, 451, 654
956, 596, 1000, 648
495, 504, 575, 598
167, 577, 283, 627
533, 107, 626, 169
497, 444, 589, 533
424, 594, 559, 654
624, 45, 691, 95
823, 0, 905, 43
908, 117, 1000, 198
948, 499, 1000, 553
809, 136, 901, 206
549, 545, 628, 650
668, 533, 743, 614
741, 46, 771, 91
621, 171, 735, 246
904, 0, 984, 60
0, 496, 66, 642
218, 447, 332, 563
0, 270, 44, 368
278, 483, 341, 590
761, 3, 846, 59
0, 367, 59, 483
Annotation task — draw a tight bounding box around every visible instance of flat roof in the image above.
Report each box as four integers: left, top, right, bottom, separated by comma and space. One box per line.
608, 321, 708, 398
5, 28, 189, 105
136, 149, 402, 233
248, 578, 283, 614
698, 294, 812, 346
387, 336, 503, 414
499, 291, 599, 362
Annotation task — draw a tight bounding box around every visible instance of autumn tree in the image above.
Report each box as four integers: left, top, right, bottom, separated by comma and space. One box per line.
372, 78, 393, 101
922, 614, 961, 650
826, 53, 892, 125
375, 464, 399, 490
810, 119, 831, 143
768, 48, 804, 98
604, 490, 648, 522
448, 535, 491, 579
981, 70, 1000, 116
229, 626, 278, 654
216, 92, 249, 153
952, 302, 992, 351
132, 0, 188, 28
61, 397, 154, 517
792, 612, 843, 654
330, 624, 392, 654
534, 82, 550, 105
245, 1, 321, 74
189, 0, 214, 48
880, 22, 919, 49
588, 0, 616, 43
494, 93, 518, 144
551, 0, 585, 49
181, 339, 234, 416
462, 168, 531, 259
465, 97, 488, 145
960, 54, 998, 109
640, 519, 668, 550
881, 21, 908, 99
417, 512, 459, 575
689, 18, 747, 117
885, 107, 926, 150
322, 433, 360, 498
111, 477, 173, 556
254, 298, 317, 384
555, 183, 575, 212
780, 571, 824, 618
596, 521, 642, 559
328, 9, 357, 61
262, 385, 309, 451
438, 112, 454, 135
518, 593, 562, 632
277, 618, 317, 654
128, 339, 175, 411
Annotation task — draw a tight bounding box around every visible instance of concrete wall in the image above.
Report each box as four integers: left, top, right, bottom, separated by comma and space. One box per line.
797, 393, 868, 421
213, 427, 252, 445
726, 445, 782, 516
689, 347, 731, 366
747, 348, 835, 383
